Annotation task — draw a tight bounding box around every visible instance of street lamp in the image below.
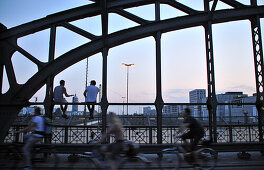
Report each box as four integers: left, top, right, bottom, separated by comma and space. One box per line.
122, 63, 135, 115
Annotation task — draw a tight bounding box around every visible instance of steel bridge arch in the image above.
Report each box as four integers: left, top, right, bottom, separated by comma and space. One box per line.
0, 0, 264, 143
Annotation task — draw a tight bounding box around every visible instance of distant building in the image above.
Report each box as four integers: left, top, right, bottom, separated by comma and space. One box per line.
72, 94, 78, 112
200, 91, 257, 123
216, 92, 247, 122
189, 89, 206, 118
67, 111, 84, 116
163, 105, 185, 117
143, 106, 156, 116
19, 106, 44, 115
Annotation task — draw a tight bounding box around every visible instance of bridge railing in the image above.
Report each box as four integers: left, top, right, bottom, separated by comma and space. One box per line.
4, 124, 262, 144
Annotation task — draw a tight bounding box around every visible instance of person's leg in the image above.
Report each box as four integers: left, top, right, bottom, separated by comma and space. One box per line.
90, 104, 95, 118
192, 135, 203, 166
23, 135, 40, 168
87, 104, 92, 114
61, 104, 69, 119
180, 139, 188, 154
60, 98, 69, 118
60, 105, 64, 113
64, 104, 68, 114
108, 158, 117, 170
108, 143, 120, 170
181, 132, 192, 153
87, 104, 94, 119
23, 135, 33, 168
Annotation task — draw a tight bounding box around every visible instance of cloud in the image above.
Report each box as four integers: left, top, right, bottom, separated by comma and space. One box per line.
163, 88, 191, 102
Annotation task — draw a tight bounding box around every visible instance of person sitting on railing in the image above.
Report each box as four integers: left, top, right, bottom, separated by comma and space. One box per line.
15, 107, 44, 170
98, 112, 125, 170
83, 80, 99, 120
177, 108, 204, 165
53, 80, 74, 119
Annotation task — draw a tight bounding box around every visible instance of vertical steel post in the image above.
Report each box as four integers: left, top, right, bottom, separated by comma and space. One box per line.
100, 0, 109, 134
0, 24, 7, 92
84, 57, 89, 125
44, 26, 56, 121
204, 0, 218, 143
126, 66, 129, 115
154, 1, 164, 144
0, 61, 3, 95
44, 25, 56, 143
250, 0, 264, 142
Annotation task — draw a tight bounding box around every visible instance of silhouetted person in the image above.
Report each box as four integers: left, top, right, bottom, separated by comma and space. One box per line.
83, 80, 99, 119
178, 108, 204, 166
99, 112, 124, 170
54, 80, 73, 119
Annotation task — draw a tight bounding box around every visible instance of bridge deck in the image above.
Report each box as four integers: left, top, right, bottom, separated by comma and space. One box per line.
0, 151, 263, 169
0, 142, 264, 154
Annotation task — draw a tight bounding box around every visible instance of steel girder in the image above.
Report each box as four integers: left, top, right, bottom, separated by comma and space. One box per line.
0, 0, 264, 143
250, 1, 264, 142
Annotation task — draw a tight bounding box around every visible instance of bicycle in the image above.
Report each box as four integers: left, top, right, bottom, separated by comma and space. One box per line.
118, 140, 152, 169
79, 151, 105, 169
79, 140, 152, 169
161, 136, 217, 170
0, 142, 59, 170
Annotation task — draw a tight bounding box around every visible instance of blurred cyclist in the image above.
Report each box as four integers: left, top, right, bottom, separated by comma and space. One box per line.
99, 112, 124, 170
15, 107, 44, 170
178, 108, 204, 165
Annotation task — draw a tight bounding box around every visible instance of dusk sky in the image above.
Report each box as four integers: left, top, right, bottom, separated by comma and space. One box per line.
1, 0, 263, 114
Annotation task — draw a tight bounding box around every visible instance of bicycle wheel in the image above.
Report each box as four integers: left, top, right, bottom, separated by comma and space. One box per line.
161, 149, 181, 170
44, 151, 59, 169
2, 152, 24, 170
32, 148, 59, 169
196, 148, 217, 170
118, 155, 150, 170
84, 156, 102, 169
1, 144, 24, 170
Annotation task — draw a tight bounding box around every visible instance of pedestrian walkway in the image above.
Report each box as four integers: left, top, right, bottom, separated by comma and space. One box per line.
0, 151, 263, 169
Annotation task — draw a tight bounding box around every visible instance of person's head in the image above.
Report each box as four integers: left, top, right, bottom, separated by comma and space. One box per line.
34, 107, 41, 116
183, 108, 191, 117
90, 80, 96, 86
60, 80, 65, 86
108, 112, 121, 125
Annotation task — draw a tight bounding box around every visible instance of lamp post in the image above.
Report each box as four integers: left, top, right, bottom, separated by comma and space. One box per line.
122, 63, 135, 115
122, 97, 126, 115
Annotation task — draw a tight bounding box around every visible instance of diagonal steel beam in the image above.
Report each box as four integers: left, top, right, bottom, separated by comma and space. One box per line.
211, 0, 218, 12
3, 53, 19, 92
111, 8, 150, 25
220, 0, 247, 8
161, 0, 198, 14
61, 22, 99, 40
6, 42, 45, 70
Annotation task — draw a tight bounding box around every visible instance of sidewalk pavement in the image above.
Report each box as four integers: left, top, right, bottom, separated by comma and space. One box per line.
0, 151, 263, 169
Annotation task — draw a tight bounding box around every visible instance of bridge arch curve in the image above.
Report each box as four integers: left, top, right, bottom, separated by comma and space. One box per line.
7, 6, 264, 102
